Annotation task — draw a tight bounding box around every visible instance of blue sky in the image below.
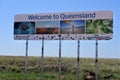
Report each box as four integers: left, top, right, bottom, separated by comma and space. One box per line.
0, 0, 120, 58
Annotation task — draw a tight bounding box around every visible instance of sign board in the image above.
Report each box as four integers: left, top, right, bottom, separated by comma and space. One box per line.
14, 10, 113, 40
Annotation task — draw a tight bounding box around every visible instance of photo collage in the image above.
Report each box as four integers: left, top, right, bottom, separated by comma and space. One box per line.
14, 19, 113, 40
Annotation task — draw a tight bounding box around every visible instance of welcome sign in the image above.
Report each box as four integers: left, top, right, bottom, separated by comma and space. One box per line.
14, 10, 113, 40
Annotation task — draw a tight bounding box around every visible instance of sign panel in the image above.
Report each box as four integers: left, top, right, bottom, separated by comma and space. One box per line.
14, 10, 113, 40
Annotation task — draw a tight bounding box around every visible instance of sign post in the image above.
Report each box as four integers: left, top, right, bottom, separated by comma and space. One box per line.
24, 39, 28, 80
95, 36, 98, 80
77, 40, 80, 80
58, 35, 61, 80
40, 35, 44, 80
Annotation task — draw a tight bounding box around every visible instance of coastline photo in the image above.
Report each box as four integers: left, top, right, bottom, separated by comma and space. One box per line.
60, 20, 85, 34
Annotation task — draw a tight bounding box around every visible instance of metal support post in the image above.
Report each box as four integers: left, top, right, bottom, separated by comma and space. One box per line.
40, 36, 44, 80
24, 40, 28, 80
95, 37, 98, 80
58, 35, 61, 80
77, 40, 80, 80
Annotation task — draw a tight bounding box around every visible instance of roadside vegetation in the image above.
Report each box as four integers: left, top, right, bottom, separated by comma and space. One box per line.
0, 56, 120, 80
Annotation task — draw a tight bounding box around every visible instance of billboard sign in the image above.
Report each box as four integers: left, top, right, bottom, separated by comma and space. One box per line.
14, 10, 113, 40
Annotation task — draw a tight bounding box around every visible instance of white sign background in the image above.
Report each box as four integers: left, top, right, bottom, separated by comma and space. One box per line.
14, 10, 113, 40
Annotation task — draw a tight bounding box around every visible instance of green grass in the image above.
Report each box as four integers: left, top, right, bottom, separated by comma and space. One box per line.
0, 56, 120, 80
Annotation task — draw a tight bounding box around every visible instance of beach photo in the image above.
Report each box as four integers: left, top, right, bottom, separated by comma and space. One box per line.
60, 20, 85, 34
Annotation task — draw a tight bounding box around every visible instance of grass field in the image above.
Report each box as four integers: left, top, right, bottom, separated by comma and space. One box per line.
0, 56, 120, 80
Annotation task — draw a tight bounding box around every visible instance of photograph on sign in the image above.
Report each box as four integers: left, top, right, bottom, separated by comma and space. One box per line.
36, 21, 59, 34
14, 22, 35, 34
14, 10, 113, 40
86, 19, 113, 34
60, 20, 85, 34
